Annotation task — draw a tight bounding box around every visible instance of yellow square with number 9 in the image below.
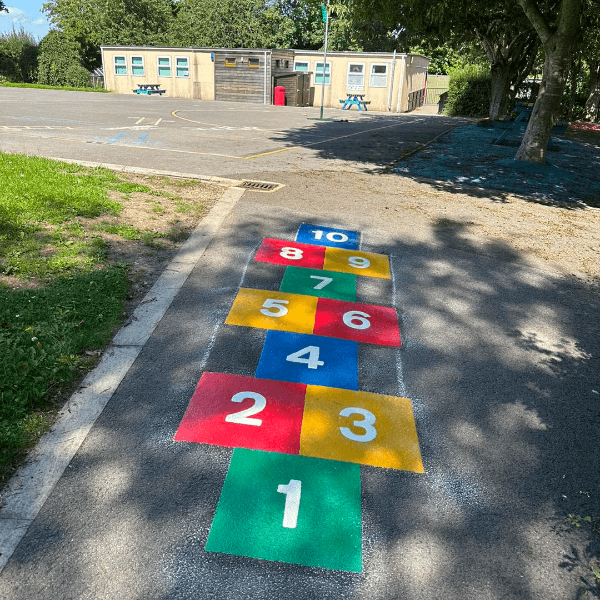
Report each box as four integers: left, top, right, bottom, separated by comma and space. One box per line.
225, 288, 318, 334
300, 385, 424, 472
323, 248, 391, 279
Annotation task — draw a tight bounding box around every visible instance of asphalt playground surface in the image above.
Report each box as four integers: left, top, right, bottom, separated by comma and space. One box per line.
0, 89, 599, 599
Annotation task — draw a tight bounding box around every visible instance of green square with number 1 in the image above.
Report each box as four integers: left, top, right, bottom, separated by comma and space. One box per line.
206, 448, 362, 572
280, 266, 357, 301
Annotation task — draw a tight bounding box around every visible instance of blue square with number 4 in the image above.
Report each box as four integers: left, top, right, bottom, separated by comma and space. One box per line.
255, 331, 358, 390
296, 224, 359, 250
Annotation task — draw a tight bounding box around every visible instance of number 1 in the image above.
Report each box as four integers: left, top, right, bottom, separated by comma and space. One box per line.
277, 479, 301, 529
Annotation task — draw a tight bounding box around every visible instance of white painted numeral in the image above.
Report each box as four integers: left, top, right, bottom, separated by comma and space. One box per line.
224, 392, 266, 426
277, 479, 301, 529
348, 256, 371, 269
311, 230, 349, 243
339, 407, 377, 442
342, 310, 371, 330
286, 345, 324, 369
309, 275, 333, 290
280, 247, 303, 260
260, 298, 289, 317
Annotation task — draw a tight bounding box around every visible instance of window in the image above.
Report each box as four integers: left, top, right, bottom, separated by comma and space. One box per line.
176, 57, 189, 78
248, 58, 260, 68
114, 56, 127, 76
131, 56, 144, 77
275, 59, 281, 68
225, 57, 237, 67
294, 61, 309, 72
347, 63, 365, 90
315, 61, 331, 85
157, 56, 171, 77
285, 60, 289, 68
370, 64, 388, 87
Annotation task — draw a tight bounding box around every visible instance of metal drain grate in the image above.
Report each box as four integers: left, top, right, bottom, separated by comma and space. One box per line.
239, 180, 279, 192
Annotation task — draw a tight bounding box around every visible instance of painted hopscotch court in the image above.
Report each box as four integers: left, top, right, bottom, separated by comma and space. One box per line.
174, 224, 424, 572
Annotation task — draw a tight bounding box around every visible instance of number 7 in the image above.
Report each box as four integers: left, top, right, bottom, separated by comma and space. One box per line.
309, 275, 333, 290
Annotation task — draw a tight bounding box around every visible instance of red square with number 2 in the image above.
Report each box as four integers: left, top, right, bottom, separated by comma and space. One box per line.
254, 238, 326, 269
314, 298, 402, 347
174, 372, 306, 454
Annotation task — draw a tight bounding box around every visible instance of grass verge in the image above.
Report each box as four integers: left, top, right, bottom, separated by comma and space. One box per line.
0, 82, 110, 92
0, 152, 223, 489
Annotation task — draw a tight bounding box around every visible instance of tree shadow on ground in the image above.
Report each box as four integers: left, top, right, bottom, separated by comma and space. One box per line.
1, 209, 599, 600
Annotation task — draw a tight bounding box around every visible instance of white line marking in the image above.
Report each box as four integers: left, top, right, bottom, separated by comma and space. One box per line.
135, 117, 145, 125
0, 186, 246, 573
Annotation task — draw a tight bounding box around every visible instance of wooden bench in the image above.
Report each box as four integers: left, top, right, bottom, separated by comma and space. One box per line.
133, 84, 166, 96
340, 94, 370, 111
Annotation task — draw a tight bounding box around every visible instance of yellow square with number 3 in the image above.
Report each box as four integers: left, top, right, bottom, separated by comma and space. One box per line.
300, 386, 424, 472
225, 288, 317, 334
323, 248, 391, 279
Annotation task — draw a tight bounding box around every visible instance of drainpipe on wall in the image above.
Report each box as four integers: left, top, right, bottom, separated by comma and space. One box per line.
100, 47, 107, 91
387, 50, 396, 112
264, 51, 268, 105
396, 54, 408, 113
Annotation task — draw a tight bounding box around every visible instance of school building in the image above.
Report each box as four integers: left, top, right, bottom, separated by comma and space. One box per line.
100, 46, 429, 113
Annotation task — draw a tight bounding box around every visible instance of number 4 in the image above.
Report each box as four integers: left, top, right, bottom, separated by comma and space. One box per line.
286, 345, 324, 369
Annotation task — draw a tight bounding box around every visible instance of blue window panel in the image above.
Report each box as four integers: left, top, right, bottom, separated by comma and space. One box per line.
255, 330, 358, 390
296, 224, 359, 250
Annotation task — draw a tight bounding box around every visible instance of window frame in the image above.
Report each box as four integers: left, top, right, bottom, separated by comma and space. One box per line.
113, 55, 127, 76
176, 56, 190, 78
131, 55, 144, 77
294, 60, 309, 72
248, 57, 260, 69
346, 62, 365, 91
157, 56, 172, 78
314, 61, 331, 85
369, 63, 389, 88
225, 57, 237, 68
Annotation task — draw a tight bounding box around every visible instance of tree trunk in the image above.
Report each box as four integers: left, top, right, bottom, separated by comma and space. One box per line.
489, 63, 513, 120
515, 50, 569, 162
584, 60, 600, 122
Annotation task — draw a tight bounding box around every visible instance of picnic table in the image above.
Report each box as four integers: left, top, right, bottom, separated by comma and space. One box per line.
492, 100, 567, 145
339, 93, 371, 111
133, 84, 166, 96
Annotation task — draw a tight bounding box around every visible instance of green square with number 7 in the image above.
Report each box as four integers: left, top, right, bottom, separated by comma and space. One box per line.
280, 267, 356, 301
205, 448, 362, 572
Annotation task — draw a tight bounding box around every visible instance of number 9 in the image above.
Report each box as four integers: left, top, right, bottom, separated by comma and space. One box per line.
348, 256, 370, 269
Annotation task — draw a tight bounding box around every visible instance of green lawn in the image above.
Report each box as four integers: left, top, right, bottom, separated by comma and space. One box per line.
0, 153, 160, 485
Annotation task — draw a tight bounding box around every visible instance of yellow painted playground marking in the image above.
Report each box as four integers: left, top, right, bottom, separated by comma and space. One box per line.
300, 386, 424, 472
323, 248, 391, 279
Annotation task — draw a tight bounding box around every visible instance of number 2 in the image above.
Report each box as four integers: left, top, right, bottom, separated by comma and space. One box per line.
224, 392, 266, 426
339, 407, 377, 442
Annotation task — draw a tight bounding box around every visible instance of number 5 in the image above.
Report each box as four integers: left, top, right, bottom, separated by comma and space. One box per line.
260, 298, 289, 317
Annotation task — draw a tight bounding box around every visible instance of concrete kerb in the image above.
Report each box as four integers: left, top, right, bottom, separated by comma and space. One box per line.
0, 176, 248, 573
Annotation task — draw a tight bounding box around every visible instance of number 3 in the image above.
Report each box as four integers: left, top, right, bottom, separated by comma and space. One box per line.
339, 407, 377, 442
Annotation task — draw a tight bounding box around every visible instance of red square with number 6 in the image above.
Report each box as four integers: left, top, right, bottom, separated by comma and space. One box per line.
254, 238, 326, 269
174, 372, 307, 455
314, 298, 402, 347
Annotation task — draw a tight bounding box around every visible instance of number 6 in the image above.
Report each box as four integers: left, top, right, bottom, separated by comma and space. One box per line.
343, 310, 371, 330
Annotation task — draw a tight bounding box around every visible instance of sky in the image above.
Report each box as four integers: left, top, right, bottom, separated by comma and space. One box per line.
0, 2, 51, 40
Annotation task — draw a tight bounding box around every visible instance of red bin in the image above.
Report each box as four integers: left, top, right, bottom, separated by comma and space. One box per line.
274, 86, 286, 106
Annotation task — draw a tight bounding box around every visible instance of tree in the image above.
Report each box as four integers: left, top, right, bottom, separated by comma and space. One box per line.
42, 0, 175, 69
582, 2, 600, 121
514, 0, 583, 162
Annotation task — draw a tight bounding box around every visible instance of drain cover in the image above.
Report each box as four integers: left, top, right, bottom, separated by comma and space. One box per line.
239, 180, 280, 192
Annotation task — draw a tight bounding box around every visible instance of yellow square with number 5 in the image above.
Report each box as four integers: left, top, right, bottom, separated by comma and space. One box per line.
323, 248, 391, 279
300, 386, 424, 472
225, 288, 317, 334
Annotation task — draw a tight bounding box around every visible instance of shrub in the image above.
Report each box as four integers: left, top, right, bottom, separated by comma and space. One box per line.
444, 64, 491, 117
37, 31, 91, 88
0, 27, 39, 83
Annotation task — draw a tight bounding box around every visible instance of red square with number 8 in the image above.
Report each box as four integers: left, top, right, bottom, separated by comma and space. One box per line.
254, 238, 326, 269
314, 298, 402, 347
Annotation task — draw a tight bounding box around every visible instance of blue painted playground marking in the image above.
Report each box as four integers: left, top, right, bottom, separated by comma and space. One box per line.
296, 224, 359, 249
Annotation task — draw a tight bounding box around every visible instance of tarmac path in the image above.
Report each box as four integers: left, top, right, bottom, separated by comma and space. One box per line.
0, 89, 598, 599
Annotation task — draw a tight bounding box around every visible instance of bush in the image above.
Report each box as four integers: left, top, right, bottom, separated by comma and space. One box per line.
37, 31, 91, 88
444, 64, 491, 117
0, 27, 39, 83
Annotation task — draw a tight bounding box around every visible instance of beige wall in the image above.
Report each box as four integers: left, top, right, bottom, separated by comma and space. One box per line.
102, 47, 214, 100
293, 51, 428, 113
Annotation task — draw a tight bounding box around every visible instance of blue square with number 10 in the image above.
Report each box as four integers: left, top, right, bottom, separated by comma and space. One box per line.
255, 330, 358, 390
296, 224, 359, 250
